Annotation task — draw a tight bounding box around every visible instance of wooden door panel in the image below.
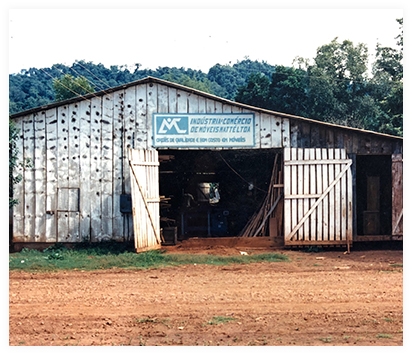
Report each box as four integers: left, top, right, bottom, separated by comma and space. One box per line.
129, 148, 161, 253
284, 148, 353, 246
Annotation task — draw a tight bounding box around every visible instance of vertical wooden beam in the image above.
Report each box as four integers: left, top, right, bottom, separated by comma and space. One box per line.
303, 149, 310, 240
79, 100, 91, 241
136, 83, 149, 149
187, 92, 199, 113
283, 148, 291, 239
146, 82, 158, 148
297, 148, 304, 240
168, 87, 178, 114
56, 105, 69, 242
346, 151, 353, 247
90, 96, 103, 241
254, 112, 261, 148
101, 94, 114, 240
321, 148, 329, 241
291, 148, 297, 240
45, 108, 58, 242
113, 90, 125, 239
198, 95, 207, 113
334, 148, 341, 241
33, 111, 47, 242
176, 89, 188, 113
315, 148, 323, 241
348, 153, 357, 240
206, 98, 215, 114
392, 154, 403, 236
157, 84, 169, 112
290, 121, 298, 147
260, 113, 272, 148
340, 148, 347, 243
67, 102, 81, 242
328, 148, 335, 241
281, 118, 290, 148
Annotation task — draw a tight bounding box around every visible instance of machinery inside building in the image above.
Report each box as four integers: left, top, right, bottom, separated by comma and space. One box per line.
158, 149, 281, 241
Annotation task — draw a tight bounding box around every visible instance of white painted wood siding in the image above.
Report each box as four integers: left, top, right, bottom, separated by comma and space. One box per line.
12, 81, 290, 243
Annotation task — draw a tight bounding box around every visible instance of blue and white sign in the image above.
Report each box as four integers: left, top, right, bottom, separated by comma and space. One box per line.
152, 113, 255, 148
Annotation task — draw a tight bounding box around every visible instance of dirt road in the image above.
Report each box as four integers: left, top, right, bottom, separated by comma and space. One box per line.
9, 245, 403, 346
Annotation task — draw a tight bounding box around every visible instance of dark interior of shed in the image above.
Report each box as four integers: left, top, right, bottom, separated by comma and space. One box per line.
158, 149, 281, 240
356, 155, 392, 236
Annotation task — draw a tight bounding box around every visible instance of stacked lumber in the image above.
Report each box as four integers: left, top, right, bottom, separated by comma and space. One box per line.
239, 153, 283, 237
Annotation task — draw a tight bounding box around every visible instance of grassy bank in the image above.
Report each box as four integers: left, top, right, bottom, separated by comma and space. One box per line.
9, 242, 289, 272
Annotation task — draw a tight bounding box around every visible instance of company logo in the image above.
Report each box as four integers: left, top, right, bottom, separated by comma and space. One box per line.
156, 116, 188, 135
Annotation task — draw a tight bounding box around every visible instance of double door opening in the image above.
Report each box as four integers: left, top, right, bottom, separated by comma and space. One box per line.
130, 148, 398, 251
157, 149, 281, 241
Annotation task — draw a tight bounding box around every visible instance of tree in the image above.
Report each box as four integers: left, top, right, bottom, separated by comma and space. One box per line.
208, 59, 276, 100
305, 38, 371, 128
53, 74, 95, 101
369, 18, 403, 136
235, 72, 271, 108
267, 66, 309, 116
9, 120, 30, 209
160, 69, 214, 94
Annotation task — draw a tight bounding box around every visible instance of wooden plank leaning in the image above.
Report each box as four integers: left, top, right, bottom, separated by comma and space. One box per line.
252, 193, 283, 237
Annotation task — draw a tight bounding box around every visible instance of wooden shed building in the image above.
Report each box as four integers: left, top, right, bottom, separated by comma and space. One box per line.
10, 76, 403, 252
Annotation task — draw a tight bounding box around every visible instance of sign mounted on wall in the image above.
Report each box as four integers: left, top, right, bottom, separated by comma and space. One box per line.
152, 113, 255, 148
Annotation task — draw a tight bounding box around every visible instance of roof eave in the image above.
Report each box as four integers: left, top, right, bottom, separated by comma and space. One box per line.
9, 76, 403, 141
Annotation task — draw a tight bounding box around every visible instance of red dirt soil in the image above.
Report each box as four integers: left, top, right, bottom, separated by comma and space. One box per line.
9, 241, 403, 346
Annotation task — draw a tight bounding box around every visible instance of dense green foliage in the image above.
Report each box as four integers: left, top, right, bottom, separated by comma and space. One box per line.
53, 73, 95, 101
235, 22, 403, 136
9, 120, 20, 209
9, 58, 273, 114
9, 19, 402, 136
9, 120, 31, 209
9, 242, 289, 271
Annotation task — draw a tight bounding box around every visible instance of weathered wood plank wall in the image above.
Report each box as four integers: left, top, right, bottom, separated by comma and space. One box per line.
12, 82, 291, 243
11, 79, 402, 244
289, 120, 402, 155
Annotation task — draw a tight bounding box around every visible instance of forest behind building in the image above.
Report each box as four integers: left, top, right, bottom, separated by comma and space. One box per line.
9, 18, 403, 137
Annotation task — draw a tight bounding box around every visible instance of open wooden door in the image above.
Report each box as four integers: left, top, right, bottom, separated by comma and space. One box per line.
391, 154, 403, 238
284, 148, 353, 250
128, 148, 162, 253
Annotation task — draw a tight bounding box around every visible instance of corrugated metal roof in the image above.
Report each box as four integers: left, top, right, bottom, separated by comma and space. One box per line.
9, 76, 402, 141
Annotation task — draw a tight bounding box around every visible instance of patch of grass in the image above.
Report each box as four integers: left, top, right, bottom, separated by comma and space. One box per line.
376, 333, 392, 339
383, 317, 393, 323
319, 336, 332, 343
9, 244, 289, 272
138, 336, 147, 346
206, 316, 236, 325
389, 263, 403, 268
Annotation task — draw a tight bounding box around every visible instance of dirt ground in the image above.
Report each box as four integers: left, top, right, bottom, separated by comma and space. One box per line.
9, 241, 403, 346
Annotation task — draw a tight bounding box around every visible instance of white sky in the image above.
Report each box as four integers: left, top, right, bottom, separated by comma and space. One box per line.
7, 5, 404, 75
